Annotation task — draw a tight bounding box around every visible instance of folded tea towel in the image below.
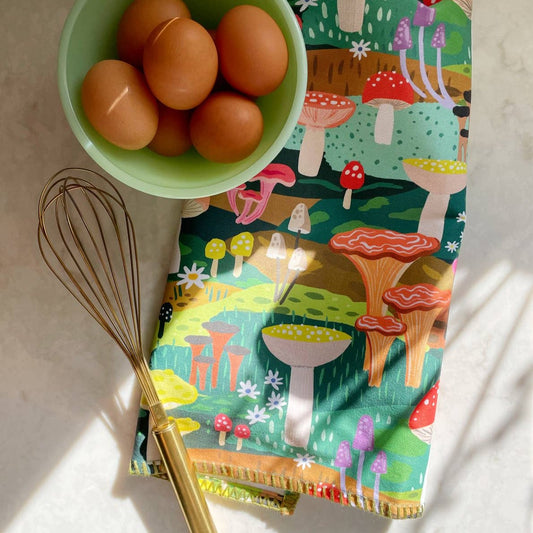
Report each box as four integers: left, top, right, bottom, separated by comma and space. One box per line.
130, 0, 473, 519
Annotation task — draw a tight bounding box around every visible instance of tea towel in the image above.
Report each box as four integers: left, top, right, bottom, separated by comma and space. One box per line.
130, 0, 473, 518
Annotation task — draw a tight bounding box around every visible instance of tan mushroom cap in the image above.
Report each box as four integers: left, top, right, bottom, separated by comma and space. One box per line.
329, 227, 440, 260
298, 91, 356, 128
383, 283, 451, 312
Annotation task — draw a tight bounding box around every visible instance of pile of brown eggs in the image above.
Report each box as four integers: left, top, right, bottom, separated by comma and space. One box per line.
81, 0, 289, 163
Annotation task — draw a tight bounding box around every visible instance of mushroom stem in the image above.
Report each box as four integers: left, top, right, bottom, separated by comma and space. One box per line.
273, 258, 282, 301
366, 331, 397, 387
374, 103, 395, 145
342, 188, 353, 210
356, 451, 365, 508
435, 48, 455, 109
298, 125, 325, 177
417, 27, 453, 108
278, 272, 300, 305
233, 254, 244, 277
189, 360, 198, 385
418, 192, 450, 240
339, 467, 347, 495
284, 365, 314, 448
210, 259, 219, 278
373, 474, 381, 512
337, 0, 366, 33
218, 431, 228, 446
399, 50, 426, 98
236, 438, 244, 451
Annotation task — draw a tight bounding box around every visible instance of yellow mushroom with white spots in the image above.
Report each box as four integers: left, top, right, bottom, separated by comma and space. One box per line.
229, 231, 254, 278
403, 158, 467, 241
205, 238, 226, 277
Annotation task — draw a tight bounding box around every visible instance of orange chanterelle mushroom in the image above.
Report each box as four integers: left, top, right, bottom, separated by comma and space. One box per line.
383, 283, 451, 388
329, 228, 440, 317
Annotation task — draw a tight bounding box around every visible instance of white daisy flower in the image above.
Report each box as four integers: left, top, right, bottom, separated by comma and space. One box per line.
445, 241, 460, 253
294, 453, 315, 470
264, 369, 284, 390
294, 0, 318, 12
456, 211, 467, 223
266, 391, 287, 412
349, 39, 371, 60
176, 263, 209, 290
237, 380, 260, 399
245, 405, 270, 425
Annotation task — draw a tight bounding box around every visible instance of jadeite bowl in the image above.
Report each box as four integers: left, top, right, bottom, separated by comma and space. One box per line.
58, 0, 307, 199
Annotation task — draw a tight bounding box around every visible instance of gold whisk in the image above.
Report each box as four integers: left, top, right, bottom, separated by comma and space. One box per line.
37, 168, 217, 533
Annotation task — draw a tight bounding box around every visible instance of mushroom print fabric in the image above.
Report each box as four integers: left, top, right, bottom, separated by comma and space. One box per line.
131, 0, 473, 520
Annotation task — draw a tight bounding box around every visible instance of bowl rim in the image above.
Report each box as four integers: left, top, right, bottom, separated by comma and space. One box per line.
57, 0, 308, 199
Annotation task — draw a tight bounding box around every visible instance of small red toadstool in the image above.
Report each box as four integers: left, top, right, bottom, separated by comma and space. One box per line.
234, 424, 251, 451
340, 161, 365, 210
362, 71, 414, 145
214, 413, 233, 446
408, 381, 439, 444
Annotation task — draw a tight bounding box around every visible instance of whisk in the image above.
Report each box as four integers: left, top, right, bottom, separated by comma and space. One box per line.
37, 168, 217, 533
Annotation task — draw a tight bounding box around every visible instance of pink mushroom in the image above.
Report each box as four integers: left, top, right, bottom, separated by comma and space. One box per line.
340, 161, 365, 210
185, 334, 213, 386
297, 92, 356, 176
362, 71, 414, 145
235, 189, 263, 224
226, 183, 247, 216
239, 164, 296, 223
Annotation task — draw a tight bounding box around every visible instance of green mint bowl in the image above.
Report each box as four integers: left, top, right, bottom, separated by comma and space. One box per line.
58, 0, 307, 199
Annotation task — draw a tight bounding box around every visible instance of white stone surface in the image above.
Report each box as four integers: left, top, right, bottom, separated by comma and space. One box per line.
1, 1, 531, 532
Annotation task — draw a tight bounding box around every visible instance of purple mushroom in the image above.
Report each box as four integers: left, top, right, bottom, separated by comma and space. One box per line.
370, 451, 388, 514
412, 3, 454, 109
353, 415, 374, 507
393, 18, 426, 98
431, 23, 455, 108
334, 440, 353, 497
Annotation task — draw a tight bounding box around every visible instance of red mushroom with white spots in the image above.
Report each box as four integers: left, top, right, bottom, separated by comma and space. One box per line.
234, 424, 251, 451
362, 71, 414, 145
214, 413, 233, 446
340, 161, 365, 210
383, 284, 451, 388
297, 92, 356, 176
408, 381, 440, 444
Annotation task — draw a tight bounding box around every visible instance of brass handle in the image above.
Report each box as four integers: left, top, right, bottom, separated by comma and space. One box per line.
152, 421, 218, 533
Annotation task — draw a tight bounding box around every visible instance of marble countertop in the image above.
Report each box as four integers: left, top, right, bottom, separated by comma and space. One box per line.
1, 1, 531, 532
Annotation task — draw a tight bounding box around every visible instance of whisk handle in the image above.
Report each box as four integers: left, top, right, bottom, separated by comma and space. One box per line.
152, 421, 218, 533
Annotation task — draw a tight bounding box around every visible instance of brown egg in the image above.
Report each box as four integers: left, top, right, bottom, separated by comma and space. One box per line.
215, 5, 288, 97
143, 17, 218, 110
190, 91, 263, 163
81, 59, 159, 150
116, 0, 191, 69
148, 104, 191, 156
